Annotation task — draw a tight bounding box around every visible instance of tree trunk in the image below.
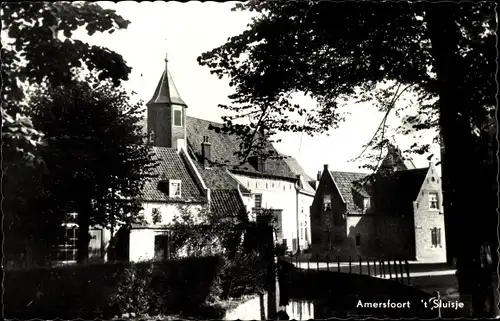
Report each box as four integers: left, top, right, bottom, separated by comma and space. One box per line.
426, 6, 497, 317
76, 208, 91, 264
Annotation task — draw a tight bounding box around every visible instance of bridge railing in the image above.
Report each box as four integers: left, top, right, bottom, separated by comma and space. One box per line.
280, 254, 412, 285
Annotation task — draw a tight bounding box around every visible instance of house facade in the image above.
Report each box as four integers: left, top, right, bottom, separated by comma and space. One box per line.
149, 54, 316, 253
185, 117, 315, 253
48, 53, 316, 265
310, 146, 447, 263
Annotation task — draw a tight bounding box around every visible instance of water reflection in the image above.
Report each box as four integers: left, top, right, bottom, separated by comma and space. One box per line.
284, 300, 314, 320
284, 299, 364, 319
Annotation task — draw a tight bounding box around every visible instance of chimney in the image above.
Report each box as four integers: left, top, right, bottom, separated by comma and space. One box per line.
317, 171, 322, 181
324, 164, 329, 171
201, 136, 212, 168
175, 138, 186, 152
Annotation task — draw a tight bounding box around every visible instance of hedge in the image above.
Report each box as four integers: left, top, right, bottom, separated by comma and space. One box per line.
4, 256, 223, 320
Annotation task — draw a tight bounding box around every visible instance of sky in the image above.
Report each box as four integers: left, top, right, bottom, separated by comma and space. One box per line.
73, 1, 441, 177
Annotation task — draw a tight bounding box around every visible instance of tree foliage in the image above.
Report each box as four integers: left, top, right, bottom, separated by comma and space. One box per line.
199, 0, 495, 161
2, 1, 132, 162
25, 78, 157, 263
198, 0, 498, 317
2, 1, 136, 266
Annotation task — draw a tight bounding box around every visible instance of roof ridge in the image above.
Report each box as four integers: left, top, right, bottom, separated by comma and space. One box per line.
330, 170, 370, 175
187, 115, 222, 126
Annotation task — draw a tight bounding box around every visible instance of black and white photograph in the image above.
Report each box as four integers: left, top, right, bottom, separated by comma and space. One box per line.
2, 0, 498, 319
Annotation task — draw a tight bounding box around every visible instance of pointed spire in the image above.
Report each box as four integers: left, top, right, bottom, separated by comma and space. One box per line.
147, 53, 187, 107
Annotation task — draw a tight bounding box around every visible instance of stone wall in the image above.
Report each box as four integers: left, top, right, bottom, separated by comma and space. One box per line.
413, 164, 447, 263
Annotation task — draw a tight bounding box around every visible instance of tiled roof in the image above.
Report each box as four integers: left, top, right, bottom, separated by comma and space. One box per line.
147, 62, 187, 106
192, 160, 251, 193
283, 156, 315, 193
140, 147, 206, 203
371, 168, 428, 215
210, 189, 247, 219
330, 168, 429, 215
330, 171, 369, 214
186, 116, 297, 179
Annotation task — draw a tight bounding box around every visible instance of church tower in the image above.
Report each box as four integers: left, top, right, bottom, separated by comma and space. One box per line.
146, 54, 187, 150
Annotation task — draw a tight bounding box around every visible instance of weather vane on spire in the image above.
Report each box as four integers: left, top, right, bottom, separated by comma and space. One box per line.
164, 37, 169, 63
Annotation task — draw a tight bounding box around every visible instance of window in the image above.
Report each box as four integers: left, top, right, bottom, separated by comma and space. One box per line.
89, 229, 103, 260
323, 194, 332, 212
429, 192, 439, 209
301, 200, 304, 213
169, 180, 181, 198
431, 227, 442, 247
363, 198, 371, 213
254, 194, 262, 208
355, 234, 361, 246
148, 130, 155, 144
154, 233, 171, 260
173, 107, 182, 127
54, 225, 78, 263
304, 221, 308, 242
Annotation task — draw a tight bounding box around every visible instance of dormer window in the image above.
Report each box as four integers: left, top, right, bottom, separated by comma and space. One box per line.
169, 180, 182, 198
429, 192, 439, 210
173, 106, 182, 127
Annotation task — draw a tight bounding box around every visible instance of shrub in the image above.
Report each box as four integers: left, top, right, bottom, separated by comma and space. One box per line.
4, 256, 223, 320
220, 250, 267, 299
109, 261, 157, 316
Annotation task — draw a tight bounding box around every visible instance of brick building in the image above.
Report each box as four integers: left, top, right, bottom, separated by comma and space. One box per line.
310, 146, 447, 263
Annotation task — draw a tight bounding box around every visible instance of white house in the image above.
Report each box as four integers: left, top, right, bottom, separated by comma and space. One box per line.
53, 53, 316, 265
141, 53, 316, 253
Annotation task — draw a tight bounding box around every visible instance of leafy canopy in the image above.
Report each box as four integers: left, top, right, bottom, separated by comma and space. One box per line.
198, 0, 496, 164
28, 77, 157, 234
2, 1, 132, 162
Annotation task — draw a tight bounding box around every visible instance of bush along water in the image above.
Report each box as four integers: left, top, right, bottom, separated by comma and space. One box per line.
3, 256, 223, 320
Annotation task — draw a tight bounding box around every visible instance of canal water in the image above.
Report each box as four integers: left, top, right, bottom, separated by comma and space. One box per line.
224, 295, 381, 320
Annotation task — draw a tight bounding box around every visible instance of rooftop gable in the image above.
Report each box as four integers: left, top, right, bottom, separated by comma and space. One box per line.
328, 167, 430, 215
141, 147, 206, 203
330, 171, 369, 214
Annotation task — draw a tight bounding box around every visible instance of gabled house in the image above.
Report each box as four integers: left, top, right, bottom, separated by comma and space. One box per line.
53, 55, 250, 265
310, 147, 446, 263
123, 54, 250, 262
138, 55, 316, 253
184, 117, 315, 252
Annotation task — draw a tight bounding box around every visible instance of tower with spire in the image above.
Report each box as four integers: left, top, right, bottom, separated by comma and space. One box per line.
146, 53, 188, 150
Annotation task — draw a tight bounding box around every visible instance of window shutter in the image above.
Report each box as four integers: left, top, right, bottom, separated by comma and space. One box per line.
437, 228, 442, 246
